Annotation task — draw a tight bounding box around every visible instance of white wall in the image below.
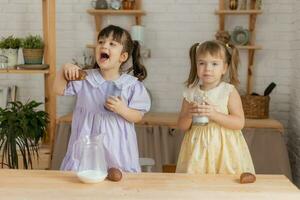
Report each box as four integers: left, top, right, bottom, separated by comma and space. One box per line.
289, 0, 300, 187
0, 0, 299, 183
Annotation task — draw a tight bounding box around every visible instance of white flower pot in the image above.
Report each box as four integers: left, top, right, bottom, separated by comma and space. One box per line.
0, 48, 19, 68
0, 49, 8, 69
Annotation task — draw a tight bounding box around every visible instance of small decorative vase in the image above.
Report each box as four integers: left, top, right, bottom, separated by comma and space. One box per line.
0, 49, 8, 69
0, 49, 18, 68
91, 0, 108, 9
255, 0, 262, 10
240, 0, 247, 10
122, 0, 135, 10
110, 0, 122, 10
229, 0, 238, 10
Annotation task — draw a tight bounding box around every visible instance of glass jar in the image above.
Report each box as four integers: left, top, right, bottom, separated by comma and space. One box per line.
192, 92, 209, 126
72, 134, 107, 183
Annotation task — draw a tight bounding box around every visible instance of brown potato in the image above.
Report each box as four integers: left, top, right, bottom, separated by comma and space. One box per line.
107, 168, 122, 182
66, 70, 87, 81
240, 172, 256, 184
75, 70, 87, 80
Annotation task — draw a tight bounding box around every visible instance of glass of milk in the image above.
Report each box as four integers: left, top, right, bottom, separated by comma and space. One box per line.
192, 92, 209, 125
72, 134, 107, 183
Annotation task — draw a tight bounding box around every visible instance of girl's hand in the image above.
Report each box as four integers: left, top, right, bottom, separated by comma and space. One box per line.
105, 96, 127, 114
184, 102, 200, 118
63, 63, 81, 80
195, 101, 218, 119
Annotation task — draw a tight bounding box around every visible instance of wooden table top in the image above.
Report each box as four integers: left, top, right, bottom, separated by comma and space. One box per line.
57, 112, 284, 132
0, 170, 299, 200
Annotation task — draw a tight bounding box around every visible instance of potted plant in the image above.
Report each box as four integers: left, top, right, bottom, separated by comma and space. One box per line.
0, 100, 49, 169
0, 35, 21, 68
21, 35, 44, 65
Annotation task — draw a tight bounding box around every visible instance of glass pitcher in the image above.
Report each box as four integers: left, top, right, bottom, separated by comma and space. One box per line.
72, 134, 107, 183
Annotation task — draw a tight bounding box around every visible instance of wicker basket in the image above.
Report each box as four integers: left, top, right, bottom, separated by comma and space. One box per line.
241, 95, 270, 119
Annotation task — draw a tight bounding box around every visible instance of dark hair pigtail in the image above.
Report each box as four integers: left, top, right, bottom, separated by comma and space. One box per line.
185, 43, 199, 87
132, 40, 147, 81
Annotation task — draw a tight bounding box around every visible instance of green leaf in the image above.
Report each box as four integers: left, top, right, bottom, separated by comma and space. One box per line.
21, 35, 44, 49
0, 35, 22, 49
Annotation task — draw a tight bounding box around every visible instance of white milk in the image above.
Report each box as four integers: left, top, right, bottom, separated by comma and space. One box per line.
77, 170, 107, 183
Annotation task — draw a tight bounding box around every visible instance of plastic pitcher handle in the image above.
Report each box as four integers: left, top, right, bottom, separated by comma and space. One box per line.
72, 139, 82, 161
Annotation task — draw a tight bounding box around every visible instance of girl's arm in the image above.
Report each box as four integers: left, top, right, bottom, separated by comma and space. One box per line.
201, 87, 245, 130
105, 96, 143, 123
118, 106, 143, 123
177, 99, 196, 132
53, 64, 81, 95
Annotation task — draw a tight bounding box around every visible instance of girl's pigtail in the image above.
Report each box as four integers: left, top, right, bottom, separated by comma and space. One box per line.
132, 40, 147, 81
185, 43, 199, 87
227, 43, 240, 86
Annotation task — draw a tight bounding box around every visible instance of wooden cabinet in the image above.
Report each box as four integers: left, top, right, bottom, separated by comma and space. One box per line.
86, 0, 145, 49
215, 0, 262, 94
0, 0, 56, 145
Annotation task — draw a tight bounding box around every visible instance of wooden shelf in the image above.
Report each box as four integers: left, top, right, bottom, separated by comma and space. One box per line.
87, 0, 144, 32
216, 0, 262, 94
236, 45, 262, 50
87, 9, 145, 16
215, 9, 262, 15
0, 69, 49, 74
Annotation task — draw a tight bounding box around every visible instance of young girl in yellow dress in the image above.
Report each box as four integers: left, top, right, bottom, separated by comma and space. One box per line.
176, 40, 255, 174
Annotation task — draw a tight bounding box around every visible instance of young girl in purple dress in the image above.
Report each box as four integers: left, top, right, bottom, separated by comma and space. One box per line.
54, 25, 151, 172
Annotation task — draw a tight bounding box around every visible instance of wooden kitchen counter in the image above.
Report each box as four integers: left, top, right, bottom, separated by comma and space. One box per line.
0, 169, 299, 200
58, 112, 284, 132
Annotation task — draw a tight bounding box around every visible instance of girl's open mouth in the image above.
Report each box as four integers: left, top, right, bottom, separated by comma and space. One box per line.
100, 52, 109, 62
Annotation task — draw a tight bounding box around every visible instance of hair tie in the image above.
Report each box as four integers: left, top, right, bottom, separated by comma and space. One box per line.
225, 43, 233, 55
196, 42, 201, 49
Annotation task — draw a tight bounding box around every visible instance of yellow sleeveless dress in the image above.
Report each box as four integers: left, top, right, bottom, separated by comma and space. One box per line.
176, 82, 255, 174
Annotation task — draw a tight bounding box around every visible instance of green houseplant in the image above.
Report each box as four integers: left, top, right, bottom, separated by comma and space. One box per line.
21, 35, 44, 65
0, 35, 21, 68
0, 100, 49, 169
